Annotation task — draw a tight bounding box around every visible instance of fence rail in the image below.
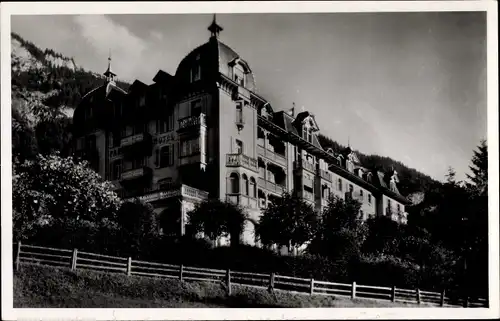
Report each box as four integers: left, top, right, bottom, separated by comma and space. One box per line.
13, 242, 488, 308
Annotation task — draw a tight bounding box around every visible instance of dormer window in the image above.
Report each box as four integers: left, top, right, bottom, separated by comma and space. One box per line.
234, 65, 245, 87
139, 96, 146, 108
191, 58, 201, 83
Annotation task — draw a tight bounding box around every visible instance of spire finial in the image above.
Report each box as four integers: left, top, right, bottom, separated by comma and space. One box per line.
103, 49, 116, 82
208, 13, 223, 38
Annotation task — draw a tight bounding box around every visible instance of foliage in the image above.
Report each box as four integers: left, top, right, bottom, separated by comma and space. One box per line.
187, 199, 247, 247
256, 192, 319, 252
467, 139, 488, 196
114, 200, 160, 259
13, 153, 121, 248
309, 195, 367, 261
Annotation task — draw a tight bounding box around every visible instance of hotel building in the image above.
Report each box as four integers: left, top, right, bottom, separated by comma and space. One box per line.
72, 16, 410, 247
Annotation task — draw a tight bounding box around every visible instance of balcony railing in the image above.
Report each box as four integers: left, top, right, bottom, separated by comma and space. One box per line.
128, 184, 208, 203
257, 145, 287, 167
299, 190, 314, 202
257, 177, 286, 195
226, 153, 258, 172
226, 194, 258, 209
318, 168, 333, 182
182, 185, 209, 200
303, 176, 314, 189
120, 166, 152, 182
293, 160, 316, 173
178, 113, 206, 131
121, 132, 151, 148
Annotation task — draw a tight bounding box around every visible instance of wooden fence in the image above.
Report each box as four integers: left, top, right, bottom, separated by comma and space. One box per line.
13, 242, 488, 308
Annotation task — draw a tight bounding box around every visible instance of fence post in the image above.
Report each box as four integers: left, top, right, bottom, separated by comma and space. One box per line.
226, 268, 232, 296
351, 282, 356, 299
179, 264, 184, 282
71, 248, 78, 271
268, 272, 275, 292
416, 288, 421, 304
127, 257, 132, 276
463, 295, 469, 308
440, 289, 445, 307
15, 241, 22, 271
391, 286, 396, 302
310, 278, 314, 296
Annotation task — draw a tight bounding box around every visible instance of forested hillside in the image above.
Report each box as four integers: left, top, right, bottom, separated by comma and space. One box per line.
318, 135, 438, 198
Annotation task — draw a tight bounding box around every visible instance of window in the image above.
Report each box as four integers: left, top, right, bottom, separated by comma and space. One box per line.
360, 190, 364, 201
191, 60, 201, 82
338, 178, 342, 191
242, 174, 249, 195
249, 177, 256, 198
180, 139, 200, 157
235, 140, 243, 154
191, 100, 202, 117
349, 184, 354, 193
132, 156, 146, 169
158, 178, 173, 190
229, 173, 239, 194
236, 101, 244, 124
397, 204, 401, 213
167, 110, 174, 132
368, 194, 372, 204
112, 131, 121, 147
86, 135, 96, 151
234, 66, 245, 86
156, 120, 167, 134
160, 145, 174, 167
133, 123, 144, 135
307, 130, 312, 143
302, 127, 307, 141
139, 96, 146, 107
112, 160, 122, 180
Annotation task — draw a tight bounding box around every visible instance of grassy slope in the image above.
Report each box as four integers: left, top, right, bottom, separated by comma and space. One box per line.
14, 264, 428, 308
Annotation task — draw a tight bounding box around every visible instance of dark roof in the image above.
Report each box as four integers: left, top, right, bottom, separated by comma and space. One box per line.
153, 70, 173, 83
175, 37, 257, 92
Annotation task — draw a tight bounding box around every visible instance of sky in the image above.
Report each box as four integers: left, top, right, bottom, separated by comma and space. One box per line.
11, 12, 487, 182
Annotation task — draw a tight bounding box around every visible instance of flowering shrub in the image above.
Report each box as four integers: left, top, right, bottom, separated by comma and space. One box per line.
13, 153, 121, 244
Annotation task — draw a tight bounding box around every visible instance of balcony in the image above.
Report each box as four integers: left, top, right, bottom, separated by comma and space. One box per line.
120, 132, 152, 158
293, 160, 316, 173
120, 166, 152, 183
128, 184, 208, 204
298, 190, 314, 203
182, 185, 209, 201
303, 176, 314, 189
178, 114, 206, 132
318, 168, 333, 182
257, 177, 286, 195
257, 145, 287, 167
226, 194, 258, 209
226, 153, 258, 172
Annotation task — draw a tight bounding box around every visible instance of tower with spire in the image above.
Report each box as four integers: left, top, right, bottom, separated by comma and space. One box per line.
103, 51, 116, 83
208, 14, 223, 38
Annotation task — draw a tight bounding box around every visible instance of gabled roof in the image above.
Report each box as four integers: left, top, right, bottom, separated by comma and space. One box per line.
129, 80, 148, 93
153, 70, 173, 83
293, 111, 320, 132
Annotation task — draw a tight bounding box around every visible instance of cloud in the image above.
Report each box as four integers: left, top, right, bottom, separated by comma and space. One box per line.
149, 30, 163, 42
73, 15, 148, 81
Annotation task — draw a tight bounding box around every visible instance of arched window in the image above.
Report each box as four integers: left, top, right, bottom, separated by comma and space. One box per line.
229, 173, 239, 194
249, 177, 256, 198
242, 174, 249, 195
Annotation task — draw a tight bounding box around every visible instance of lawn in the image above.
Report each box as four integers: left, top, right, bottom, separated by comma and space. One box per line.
14, 264, 428, 308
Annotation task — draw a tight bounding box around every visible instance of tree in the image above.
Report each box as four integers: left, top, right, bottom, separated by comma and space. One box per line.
115, 200, 161, 259
13, 153, 121, 248
309, 195, 366, 260
256, 192, 318, 254
187, 199, 247, 247
467, 140, 488, 196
